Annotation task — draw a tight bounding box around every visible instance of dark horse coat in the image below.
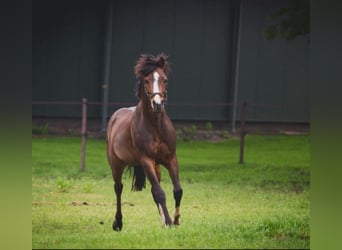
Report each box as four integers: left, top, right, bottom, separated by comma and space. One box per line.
106, 54, 183, 231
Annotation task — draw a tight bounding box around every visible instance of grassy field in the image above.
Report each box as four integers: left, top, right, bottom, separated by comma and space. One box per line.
32, 134, 310, 249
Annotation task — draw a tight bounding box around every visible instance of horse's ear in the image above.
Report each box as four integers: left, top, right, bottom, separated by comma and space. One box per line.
157, 55, 165, 69
158, 53, 171, 76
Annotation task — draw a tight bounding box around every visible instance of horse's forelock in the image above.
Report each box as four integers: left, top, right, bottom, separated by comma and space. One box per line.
134, 53, 171, 100
134, 53, 170, 79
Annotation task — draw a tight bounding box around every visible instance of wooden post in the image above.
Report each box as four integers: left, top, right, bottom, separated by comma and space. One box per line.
239, 101, 247, 164
80, 98, 88, 171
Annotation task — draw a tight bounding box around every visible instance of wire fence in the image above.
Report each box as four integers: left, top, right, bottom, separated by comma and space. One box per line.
32, 99, 248, 171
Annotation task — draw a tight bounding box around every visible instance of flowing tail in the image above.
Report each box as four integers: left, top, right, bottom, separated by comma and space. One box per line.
131, 166, 146, 191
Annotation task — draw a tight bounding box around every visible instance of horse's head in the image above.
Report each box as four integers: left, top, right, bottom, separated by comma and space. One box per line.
134, 53, 170, 112
143, 68, 168, 112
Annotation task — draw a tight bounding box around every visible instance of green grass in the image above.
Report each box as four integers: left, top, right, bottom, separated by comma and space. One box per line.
32, 135, 310, 249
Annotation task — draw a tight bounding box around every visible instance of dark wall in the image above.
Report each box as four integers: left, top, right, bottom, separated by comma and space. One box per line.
33, 0, 237, 120
32, 0, 309, 123
33, 0, 105, 117
107, 0, 237, 120
237, 0, 310, 122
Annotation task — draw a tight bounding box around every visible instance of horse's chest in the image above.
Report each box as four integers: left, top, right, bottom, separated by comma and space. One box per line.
155, 141, 172, 163
150, 139, 168, 155
143, 137, 171, 161
133, 127, 174, 162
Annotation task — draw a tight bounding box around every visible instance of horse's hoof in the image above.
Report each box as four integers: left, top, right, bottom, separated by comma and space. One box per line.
112, 220, 122, 231
173, 214, 180, 225
161, 223, 172, 229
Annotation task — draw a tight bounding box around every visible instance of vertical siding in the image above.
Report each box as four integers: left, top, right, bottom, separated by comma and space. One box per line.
282, 36, 310, 121
33, 0, 105, 117
105, 0, 236, 120
32, 0, 309, 122
237, 0, 309, 122
170, 0, 234, 120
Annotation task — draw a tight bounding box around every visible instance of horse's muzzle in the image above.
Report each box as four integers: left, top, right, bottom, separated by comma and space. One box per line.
152, 100, 165, 112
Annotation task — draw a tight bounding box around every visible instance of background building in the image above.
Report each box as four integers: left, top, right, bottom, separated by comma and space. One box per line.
33, 0, 309, 125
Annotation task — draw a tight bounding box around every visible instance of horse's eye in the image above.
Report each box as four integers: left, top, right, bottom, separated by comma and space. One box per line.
164, 79, 168, 84
144, 79, 149, 84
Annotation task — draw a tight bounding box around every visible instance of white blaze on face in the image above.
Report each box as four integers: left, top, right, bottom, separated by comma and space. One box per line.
153, 71, 162, 104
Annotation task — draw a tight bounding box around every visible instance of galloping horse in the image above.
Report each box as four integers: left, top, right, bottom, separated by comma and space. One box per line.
106, 53, 183, 231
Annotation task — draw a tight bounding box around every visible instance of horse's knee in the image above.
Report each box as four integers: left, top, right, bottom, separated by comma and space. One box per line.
152, 187, 166, 204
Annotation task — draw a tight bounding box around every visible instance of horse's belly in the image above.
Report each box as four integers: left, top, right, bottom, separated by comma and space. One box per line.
113, 133, 136, 164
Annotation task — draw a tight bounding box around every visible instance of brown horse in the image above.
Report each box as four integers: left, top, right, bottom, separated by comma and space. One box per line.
106, 53, 183, 231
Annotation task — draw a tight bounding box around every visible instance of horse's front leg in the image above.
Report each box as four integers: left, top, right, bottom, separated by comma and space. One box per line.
113, 182, 123, 231
108, 155, 125, 231
143, 160, 172, 226
167, 156, 183, 225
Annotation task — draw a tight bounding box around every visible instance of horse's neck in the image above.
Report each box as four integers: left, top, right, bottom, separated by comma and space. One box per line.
136, 101, 165, 134
133, 101, 176, 152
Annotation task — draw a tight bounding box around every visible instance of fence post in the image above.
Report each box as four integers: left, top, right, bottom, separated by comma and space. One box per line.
80, 98, 88, 171
239, 101, 247, 164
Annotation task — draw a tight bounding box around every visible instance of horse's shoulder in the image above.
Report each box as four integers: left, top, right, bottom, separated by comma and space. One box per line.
111, 107, 135, 119
127, 106, 136, 112
107, 107, 135, 133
